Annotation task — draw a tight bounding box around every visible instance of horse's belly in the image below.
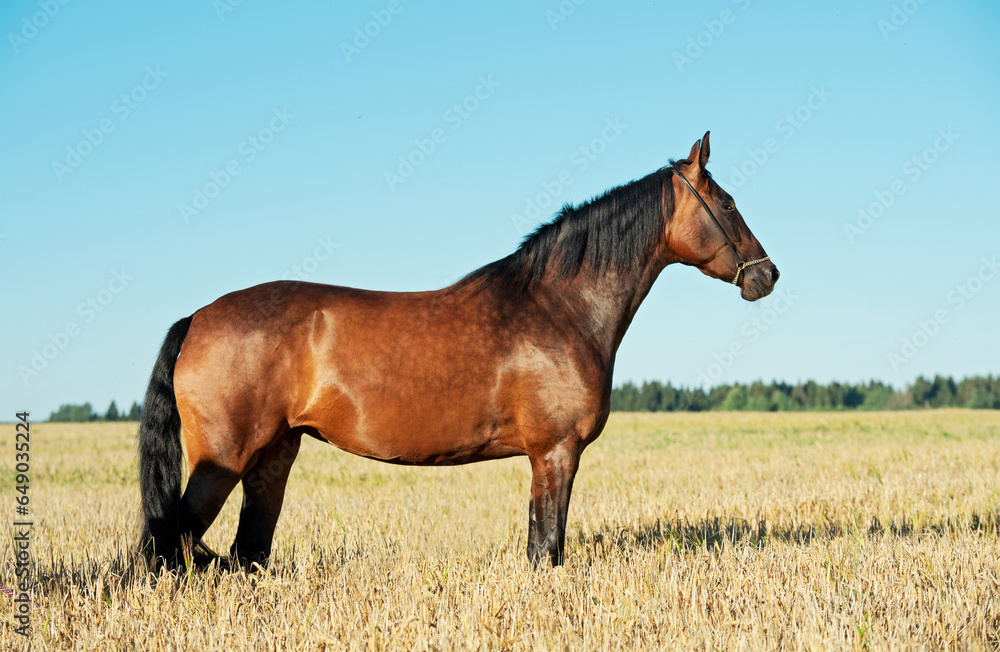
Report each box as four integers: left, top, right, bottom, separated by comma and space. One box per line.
315, 418, 523, 466
296, 380, 522, 465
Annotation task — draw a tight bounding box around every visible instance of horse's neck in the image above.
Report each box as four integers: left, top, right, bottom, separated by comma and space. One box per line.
548, 256, 667, 361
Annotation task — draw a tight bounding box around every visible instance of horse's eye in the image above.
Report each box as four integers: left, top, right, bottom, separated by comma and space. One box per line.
723, 202, 735, 212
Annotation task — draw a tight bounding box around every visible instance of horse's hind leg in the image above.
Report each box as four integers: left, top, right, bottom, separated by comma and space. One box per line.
230, 430, 302, 569
180, 462, 243, 564
179, 423, 263, 566
526, 444, 581, 567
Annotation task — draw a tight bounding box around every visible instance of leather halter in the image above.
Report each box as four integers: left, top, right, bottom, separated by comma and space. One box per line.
671, 166, 770, 286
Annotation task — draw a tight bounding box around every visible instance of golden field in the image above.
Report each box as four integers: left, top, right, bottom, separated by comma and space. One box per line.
2, 410, 999, 650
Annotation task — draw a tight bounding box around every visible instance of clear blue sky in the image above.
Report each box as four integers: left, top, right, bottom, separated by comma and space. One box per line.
2, 1, 998, 418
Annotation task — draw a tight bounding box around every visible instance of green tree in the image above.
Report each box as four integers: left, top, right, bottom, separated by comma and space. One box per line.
639, 381, 663, 412
706, 384, 731, 410
745, 381, 771, 411
860, 382, 893, 410
611, 382, 640, 411
684, 388, 709, 412
770, 390, 791, 411
842, 384, 865, 409
607, 375, 1000, 413
803, 381, 826, 410
128, 402, 143, 420
826, 382, 845, 409
910, 376, 934, 407
968, 385, 992, 409
721, 386, 748, 411
744, 381, 772, 411
661, 383, 679, 411
929, 375, 957, 408
105, 400, 120, 422
789, 385, 808, 410
48, 403, 96, 422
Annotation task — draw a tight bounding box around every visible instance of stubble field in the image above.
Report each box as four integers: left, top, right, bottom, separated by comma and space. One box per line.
2, 410, 1000, 650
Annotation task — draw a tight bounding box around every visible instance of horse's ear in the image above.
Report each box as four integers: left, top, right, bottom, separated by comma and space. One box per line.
686, 138, 703, 168
699, 131, 711, 169
685, 132, 711, 175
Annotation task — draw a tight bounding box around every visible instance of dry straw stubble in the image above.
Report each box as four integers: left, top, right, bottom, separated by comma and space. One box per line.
2, 410, 999, 649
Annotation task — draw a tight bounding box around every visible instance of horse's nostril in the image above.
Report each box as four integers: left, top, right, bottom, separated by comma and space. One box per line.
770, 266, 780, 284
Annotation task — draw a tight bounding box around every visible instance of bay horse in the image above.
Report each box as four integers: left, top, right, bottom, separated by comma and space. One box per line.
138, 132, 779, 568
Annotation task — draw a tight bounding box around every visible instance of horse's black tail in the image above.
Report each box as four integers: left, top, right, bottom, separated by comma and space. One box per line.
137, 316, 193, 565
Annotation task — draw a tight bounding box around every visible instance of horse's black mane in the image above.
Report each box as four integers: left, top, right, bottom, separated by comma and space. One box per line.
459, 164, 684, 295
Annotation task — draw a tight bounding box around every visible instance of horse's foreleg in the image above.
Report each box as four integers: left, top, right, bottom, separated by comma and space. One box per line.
230, 430, 302, 569
526, 445, 580, 567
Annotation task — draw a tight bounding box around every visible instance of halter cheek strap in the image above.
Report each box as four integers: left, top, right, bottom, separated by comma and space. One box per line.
671, 167, 770, 286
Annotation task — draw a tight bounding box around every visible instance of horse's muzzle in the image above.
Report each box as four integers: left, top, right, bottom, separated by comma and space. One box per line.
740, 260, 779, 302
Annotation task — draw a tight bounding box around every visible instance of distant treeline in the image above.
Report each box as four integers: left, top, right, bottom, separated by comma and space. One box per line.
49, 401, 142, 422
611, 375, 1000, 412
45, 375, 1000, 421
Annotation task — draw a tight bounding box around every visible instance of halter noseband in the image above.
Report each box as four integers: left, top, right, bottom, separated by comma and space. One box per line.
671, 166, 770, 286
